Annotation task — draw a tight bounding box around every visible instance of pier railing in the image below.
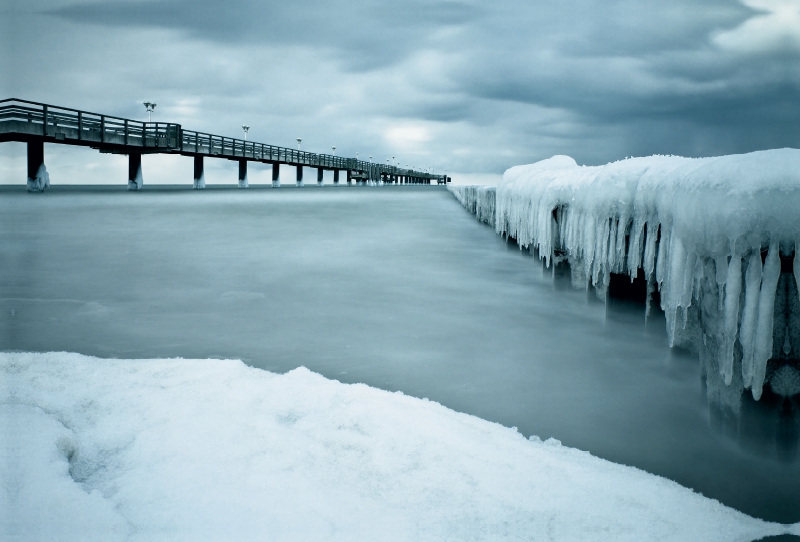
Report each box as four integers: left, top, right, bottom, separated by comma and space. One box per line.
180, 129, 358, 171
0, 99, 180, 149
0, 98, 450, 184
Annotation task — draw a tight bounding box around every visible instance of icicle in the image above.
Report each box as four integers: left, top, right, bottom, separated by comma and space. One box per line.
690, 254, 703, 304
720, 252, 742, 385
628, 217, 646, 278
664, 235, 688, 347
794, 242, 800, 305
643, 222, 658, 281
583, 215, 596, 280
591, 217, 607, 286
645, 277, 656, 320
715, 254, 729, 284
751, 240, 781, 400
680, 246, 697, 310
599, 217, 611, 273
655, 226, 670, 290
607, 218, 618, 272
740, 251, 762, 388
715, 253, 729, 312
614, 216, 635, 274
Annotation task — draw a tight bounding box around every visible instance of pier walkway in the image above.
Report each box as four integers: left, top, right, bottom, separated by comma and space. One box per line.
0, 99, 450, 191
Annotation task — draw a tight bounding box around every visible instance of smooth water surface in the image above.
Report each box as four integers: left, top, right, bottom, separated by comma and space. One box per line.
1, 185, 798, 523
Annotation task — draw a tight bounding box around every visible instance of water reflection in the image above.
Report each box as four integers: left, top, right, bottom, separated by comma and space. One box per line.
594, 261, 800, 463
707, 368, 800, 463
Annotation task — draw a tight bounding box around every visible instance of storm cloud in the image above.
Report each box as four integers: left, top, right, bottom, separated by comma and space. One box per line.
2, 0, 799, 181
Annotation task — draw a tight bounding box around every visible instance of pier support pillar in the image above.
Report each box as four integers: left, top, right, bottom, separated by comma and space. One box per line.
127, 153, 142, 191
347, 170, 352, 185
317, 168, 324, 186
26, 141, 49, 192
296, 165, 304, 187
333, 169, 339, 185
272, 163, 280, 187
193, 156, 205, 189
238, 160, 248, 188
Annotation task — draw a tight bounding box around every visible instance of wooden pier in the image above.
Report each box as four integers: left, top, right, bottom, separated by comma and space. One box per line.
0, 99, 451, 191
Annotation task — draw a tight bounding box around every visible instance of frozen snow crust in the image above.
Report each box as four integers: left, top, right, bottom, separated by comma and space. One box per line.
2, 351, 794, 541
452, 149, 800, 402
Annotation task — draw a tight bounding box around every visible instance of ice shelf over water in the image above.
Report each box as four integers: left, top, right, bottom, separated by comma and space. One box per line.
2, 352, 795, 541
449, 149, 800, 404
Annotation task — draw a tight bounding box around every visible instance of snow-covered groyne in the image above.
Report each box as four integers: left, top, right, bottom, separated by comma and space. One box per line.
448, 185, 496, 225
449, 150, 800, 405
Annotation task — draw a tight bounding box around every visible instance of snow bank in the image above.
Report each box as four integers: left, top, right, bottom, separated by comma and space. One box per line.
1, 352, 794, 542
451, 150, 800, 402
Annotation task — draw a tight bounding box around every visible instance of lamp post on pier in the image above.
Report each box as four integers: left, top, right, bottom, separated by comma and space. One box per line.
242, 125, 249, 140
296, 138, 302, 150
143, 102, 156, 122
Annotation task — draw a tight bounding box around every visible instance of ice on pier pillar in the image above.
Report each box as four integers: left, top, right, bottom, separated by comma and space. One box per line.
238, 160, 248, 188
333, 169, 339, 185
26, 140, 49, 192
193, 156, 205, 189
296, 165, 304, 187
127, 153, 142, 191
317, 168, 324, 186
347, 170, 352, 185
272, 163, 280, 188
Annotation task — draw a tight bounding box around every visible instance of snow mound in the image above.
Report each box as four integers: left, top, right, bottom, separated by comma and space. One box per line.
1, 352, 793, 541
451, 150, 800, 402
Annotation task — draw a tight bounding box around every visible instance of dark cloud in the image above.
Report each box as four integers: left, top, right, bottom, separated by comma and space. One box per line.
52, 0, 481, 70
2, 0, 798, 179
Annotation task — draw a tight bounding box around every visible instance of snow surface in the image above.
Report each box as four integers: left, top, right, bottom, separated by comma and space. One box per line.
450, 149, 800, 401
2, 351, 796, 542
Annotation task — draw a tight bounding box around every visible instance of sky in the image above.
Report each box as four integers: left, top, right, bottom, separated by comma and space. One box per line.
2, 0, 799, 185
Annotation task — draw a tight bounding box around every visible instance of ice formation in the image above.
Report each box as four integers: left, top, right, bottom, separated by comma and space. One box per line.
26, 163, 50, 192
193, 170, 205, 190
449, 149, 800, 402
127, 164, 143, 191
238, 172, 249, 189
2, 351, 794, 541
448, 185, 495, 225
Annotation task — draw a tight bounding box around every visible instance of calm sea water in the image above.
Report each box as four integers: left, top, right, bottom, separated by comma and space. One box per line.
2, 184, 798, 523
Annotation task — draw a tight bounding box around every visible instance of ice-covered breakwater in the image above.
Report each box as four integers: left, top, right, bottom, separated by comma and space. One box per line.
448, 185, 496, 225
449, 149, 800, 406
